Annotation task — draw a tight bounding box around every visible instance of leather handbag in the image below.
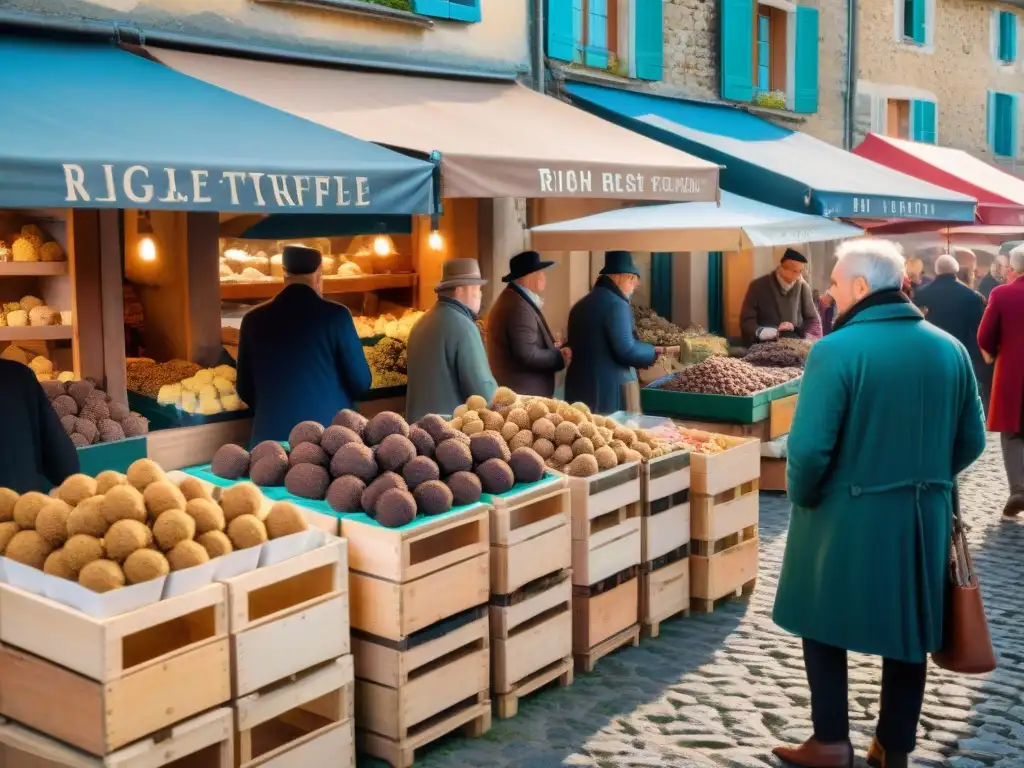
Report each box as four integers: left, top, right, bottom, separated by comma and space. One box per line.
931, 484, 997, 675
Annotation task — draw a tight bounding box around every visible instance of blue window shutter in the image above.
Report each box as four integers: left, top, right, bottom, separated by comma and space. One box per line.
999, 11, 1017, 62
707, 252, 725, 336
988, 91, 997, 150
546, 0, 576, 62
650, 253, 673, 320
911, 99, 936, 143
720, 0, 754, 102
585, 0, 609, 68
448, 0, 481, 22
910, 0, 926, 43
1013, 94, 1021, 157
412, 0, 450, 19
793, 6, 820, 114
634, 0, 664, 81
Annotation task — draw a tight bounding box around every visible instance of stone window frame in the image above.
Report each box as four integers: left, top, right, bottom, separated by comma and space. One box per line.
892, 0, 936, 54
990, 9, 1022, 74
860, 82, 939, 143
754, 0, 801, 111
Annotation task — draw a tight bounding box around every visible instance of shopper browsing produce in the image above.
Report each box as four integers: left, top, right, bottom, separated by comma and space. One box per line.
739, 249, 822, 345
236, 245, 370, 445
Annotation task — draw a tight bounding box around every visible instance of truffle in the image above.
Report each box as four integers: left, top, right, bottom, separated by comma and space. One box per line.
552, 445, 574, 466
365, 411, 410, 446
633, 441, 653, 461
408, 426, 436, 458
0, 521, 19, 555
508, 429, 534, 452
153, 509, 196, 551
321, 425, 362, 455
462, 419, 484, 436
102, 485, 147, 526
197, 531, 233, 559
70, 434, 90, 448
73, 419, 99, 445
506, 409, 531, 430
288, 421, 325, 447
285, 464, 330, 500
13, 491, 50, 529
361, 472, 407, 516
332, 409, 368, 438
124, 549, 170, 583
211, 444, 251, 480
417, 414, 448, 444
491, 387, 518, 408
63, 534, 105, 573
466, 395, 488, 411
185, 498, 226, 534
330, 443, 377, 483
67, 497, 108, 538
35, 499, 72, 547
109, 401, 130, 422
376, 434, 417, 473
572, 437, 595, 457
79, 397, 110, 422
57, 474, 96, 507
566, 454, 600, 478
250, 455, 289, 487
227, 515, 268, 550
532, 438, 555, 460
414, 480, 453, 516
548, 413, 564, 426
177, 476, 212, 502
40, 380, 66, 399
289, 442, 329, 469
265, 503, 308, 539
555, 422, 581, 447
167, 540, 212, 570
99, 420, 126, 443
79, 560, 125, 592
500, 421, 521, 442
67, 380, 95, 406
250, 441, 288, 466
221, 483, 264, 521
105, 519, 151, 562
436, 439, 473, 475
470, 431, 511, 465
5, 530, 52, 569
143, 481, 187, 518
509, 448, 545, 484
531, 418, 556, 442
446, 471, 482, 506
594, 446, 618, 471
477, 458, 515, 494
526, 401, 549, 423
44, 550, 76, 580
375, 489, 417, 528
126, 459, 165, 491
480, 410, 505, 432
402, 456, 440, 490
60, 415, 77, 436
54, 395, 80, 419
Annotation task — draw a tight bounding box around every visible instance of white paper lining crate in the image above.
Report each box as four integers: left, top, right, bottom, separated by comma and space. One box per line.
235, 656, 354, 768
341, 503, 489, 643
222, 539, 349, 698
489, 570, 573, 719
567, 462, 642, 588
0, 708, 234, 768
353, 611, 491, 768
0, 583, 231, 756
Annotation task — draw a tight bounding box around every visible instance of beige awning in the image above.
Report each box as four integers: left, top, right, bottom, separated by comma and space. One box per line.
151, 48, 720, 202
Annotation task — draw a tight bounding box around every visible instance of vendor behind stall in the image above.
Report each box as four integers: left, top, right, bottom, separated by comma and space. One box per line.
236, 245, 371, 445
740, 249, 822, 345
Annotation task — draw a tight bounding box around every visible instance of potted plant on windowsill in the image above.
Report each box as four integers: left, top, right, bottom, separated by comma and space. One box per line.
753, 90, 787, 110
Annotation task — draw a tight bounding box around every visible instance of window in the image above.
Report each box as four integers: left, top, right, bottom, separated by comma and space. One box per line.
897, 0, 929, 46
546, 0, 664, 81
886, 99, 911, 139
988, 91, 1019, 158
572, 0, 618, 68
879, 97, 936, 142
997, 10, 1018, 64
754, 5, 788, 98
411, 0, 481, 22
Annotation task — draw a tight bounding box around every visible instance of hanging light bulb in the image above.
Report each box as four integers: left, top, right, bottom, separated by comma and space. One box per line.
137, 212, 159, 263
138, 236, 158, 262
428, 230, 444, 251
373, 234, 393, 257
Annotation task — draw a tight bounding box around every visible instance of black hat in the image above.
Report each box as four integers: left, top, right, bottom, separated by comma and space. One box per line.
781, 248, 807, 264
282, 245, 322, 275
599, 250, 640, 277
502, 251, 555, 283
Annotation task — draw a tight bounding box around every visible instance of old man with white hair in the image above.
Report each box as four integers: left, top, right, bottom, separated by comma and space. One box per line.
772, 239, 986, 768
979, 254, 1008, 299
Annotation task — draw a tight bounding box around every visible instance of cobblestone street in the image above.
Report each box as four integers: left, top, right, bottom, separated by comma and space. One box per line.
392, 435, 1024, 768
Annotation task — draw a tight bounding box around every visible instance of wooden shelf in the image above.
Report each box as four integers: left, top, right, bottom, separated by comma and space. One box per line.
219, 273, 417, 301
0, 325, 73, 342
0, 262, 68, 277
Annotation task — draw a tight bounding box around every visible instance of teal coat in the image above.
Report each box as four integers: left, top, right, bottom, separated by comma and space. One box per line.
772, 302, 986, 663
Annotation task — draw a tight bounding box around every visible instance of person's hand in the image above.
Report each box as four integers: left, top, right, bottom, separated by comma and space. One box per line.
982, 350, 995, 365
756, 327, 779, 341
654, 346, 665, 356
560, 346, 572, 366
778, 322, 795, 332
555, 331, 565, 347
663, 345, 681, 358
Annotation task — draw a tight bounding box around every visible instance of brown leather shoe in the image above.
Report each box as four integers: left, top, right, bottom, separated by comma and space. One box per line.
773, 737, 853, 767
866, 737, 908, 768
1003, 492, 1024, 517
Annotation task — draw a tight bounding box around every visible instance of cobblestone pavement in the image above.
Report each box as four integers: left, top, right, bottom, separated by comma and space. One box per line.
363, 435, 1024, 768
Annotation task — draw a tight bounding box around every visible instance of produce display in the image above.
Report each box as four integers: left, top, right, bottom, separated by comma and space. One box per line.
42, 379, 149, 445
0, 460, 308, 593
0, 224, 66, 263
219, 247, 363, 283
2, 345, 74, 382
649, 355, 801, 396
127, 358, 202, 397
364, 337, 407, 389
449, 389, 688, 476
742, 339, 812, 368
353, 309, 423, 342
0, 294, 63, 328
155, 365, 246, 415
632, 305, 728, 364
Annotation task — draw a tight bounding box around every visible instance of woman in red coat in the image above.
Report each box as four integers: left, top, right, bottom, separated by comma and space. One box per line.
978, 247, 1024, 516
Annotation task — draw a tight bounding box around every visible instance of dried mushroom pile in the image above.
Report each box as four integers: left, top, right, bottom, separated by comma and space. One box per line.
0, 224, 66, 264
651, 355, 800, 396
43, 379, 149, 446
2, 345, 73, 382
449, 388, 688, 478
0, 460, 307, 593
127, 358, 202, 398
363, 337, 408, 389
0, 294, 62, 328
632, 305, 690, 346
353, 310, 423, 342
743, 339, 812, 368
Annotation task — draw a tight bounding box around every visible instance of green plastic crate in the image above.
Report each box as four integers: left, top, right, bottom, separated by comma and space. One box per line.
641, 376, 801, 424
77, 436, 148, 475
128, 391, 252, 431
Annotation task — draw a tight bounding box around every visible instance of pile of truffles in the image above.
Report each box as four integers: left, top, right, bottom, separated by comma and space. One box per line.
0, 295, 62, 328
0, 224, 65, 264
651, 356, 801, 396
743, 339, 812, 368
632, 304, 689, 346
353, 310, 423, 342
449, 389, 688, 477
43, 379, 149, 446
2, 345, 74, 383
0, 460, 308, 594
127, 358, 202, 398
156, 365, 245, 415
210, 409, 547, 528
220, 248, 362, 283
363, 337, 408, 389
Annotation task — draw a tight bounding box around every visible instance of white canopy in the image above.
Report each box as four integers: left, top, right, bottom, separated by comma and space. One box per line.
529, 191, 864, 252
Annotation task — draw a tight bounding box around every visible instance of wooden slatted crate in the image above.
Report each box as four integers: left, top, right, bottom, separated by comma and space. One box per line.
568, 462, 642, 589
572, 568, 640, 673
235, 656, 354, 768
0, 708, 234, 768
690, 480, 759, 612
0, 584, 231, 756
221, 539, 349, 697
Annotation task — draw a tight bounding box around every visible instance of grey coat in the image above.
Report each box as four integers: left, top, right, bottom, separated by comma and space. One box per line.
405, 298, 498, 422
486, 284, 564, 397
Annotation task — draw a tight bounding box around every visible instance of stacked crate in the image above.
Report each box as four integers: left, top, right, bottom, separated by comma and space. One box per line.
486, 476, 574, 719
639, 450, 692, 636
223, 538, 353, 767
689, 436, 761, 613
0, 583, 235, 766
567, 462, 643, 673
342, 504, 492, 768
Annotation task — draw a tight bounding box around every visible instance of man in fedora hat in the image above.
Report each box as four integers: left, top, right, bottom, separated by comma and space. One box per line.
740, 248, 822, 346
486, 251, 568, 397
565, 251, 670, 414
236, 244, 371, 445
406, 258, 498, 422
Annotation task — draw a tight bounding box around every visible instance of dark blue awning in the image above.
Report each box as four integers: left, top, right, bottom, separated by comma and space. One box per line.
565, 82, 976, 223
0, 37, 435, 214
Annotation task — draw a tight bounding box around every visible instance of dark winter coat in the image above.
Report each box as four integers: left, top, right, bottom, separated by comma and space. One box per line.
486, 283, 564, 397
564, 276, 657, 414
978, 272, 1002, 300
0, 359, 79, 493
739, 273, 819, 345
236, 283, 371, 446
913, 274, 987, 373
978, 277, 1024, 433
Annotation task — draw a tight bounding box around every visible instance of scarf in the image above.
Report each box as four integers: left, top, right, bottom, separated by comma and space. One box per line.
595, 274, 630, 302
437, 295, 478, 322
831, 287, 912, 334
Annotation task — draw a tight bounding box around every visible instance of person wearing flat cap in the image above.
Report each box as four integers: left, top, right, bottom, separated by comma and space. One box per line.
565, 251, 672, 414
739, 248, 822, 346
485, 251, 569, 397
405, 259, 498, 422
236, 244, 371, 445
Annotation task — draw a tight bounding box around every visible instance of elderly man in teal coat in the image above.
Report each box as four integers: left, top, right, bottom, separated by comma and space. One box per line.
772, 239, 986, 768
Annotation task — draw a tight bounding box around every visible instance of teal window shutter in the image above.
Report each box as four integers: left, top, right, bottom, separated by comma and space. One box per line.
756, 14, 771, 91
650, 253, 673, 320
987, 91, 997, 150
448, 0, 481, 22
412, 0, 450, 19
585, 0, 609, 68
999, 11, 1017, 62
707, 252, 725, 336
793, 7, 819, 114
546, 0, 576, 62
904, 0, 926, 43
720, 0, 754, 102
1013, 94, 1021, 157
994, 92, 1016, 156
634, 0, 665, 81
911, 100, 937, 143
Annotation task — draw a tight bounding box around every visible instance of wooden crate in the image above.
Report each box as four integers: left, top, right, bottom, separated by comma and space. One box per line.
760, 457, 788, 492
690, 529, 759, 612
769, 393, 798, 439
641, 450, 691, 511
690, 479, 759, 543
570, 501, 641, 587
222, 539, 349, 697
688, 436, 761, 496
0, 708, 234, 768
640, 549, 690, 637
353, 615, 491, 768
341, 504, 489, 643
0, 583, 230, 756
235, 656, 354, 768
572, 570, 640, 673
488, 478, 571, 596
489, 570, 573, 719
566, 461, 642, 523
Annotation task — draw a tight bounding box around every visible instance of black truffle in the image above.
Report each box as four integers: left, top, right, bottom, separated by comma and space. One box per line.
289, 442, 329, 469
417, 414, 449, 444
436, 439, 473, 475
321, 425, 362, 455
375, 489, 417, 528
408, 426, 436, 458
251, 441, 288, 466
284, 464, 330, 500
365, 411, 409, 446
470, 431, 511, 465
509, 447, 545, 484
250, 455, 288, 486
289, 421, 324, 447
326, 476, 366, 513
332, 409, 368, 437
414, 480, 453, 516
402, 456, 441, 490
361, 472, 407, 516
477, 458, 515, 494
376, 434, 416, 473
330, 443, 377, 483
211, 444, 250, 480
446, 471, 482, 506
